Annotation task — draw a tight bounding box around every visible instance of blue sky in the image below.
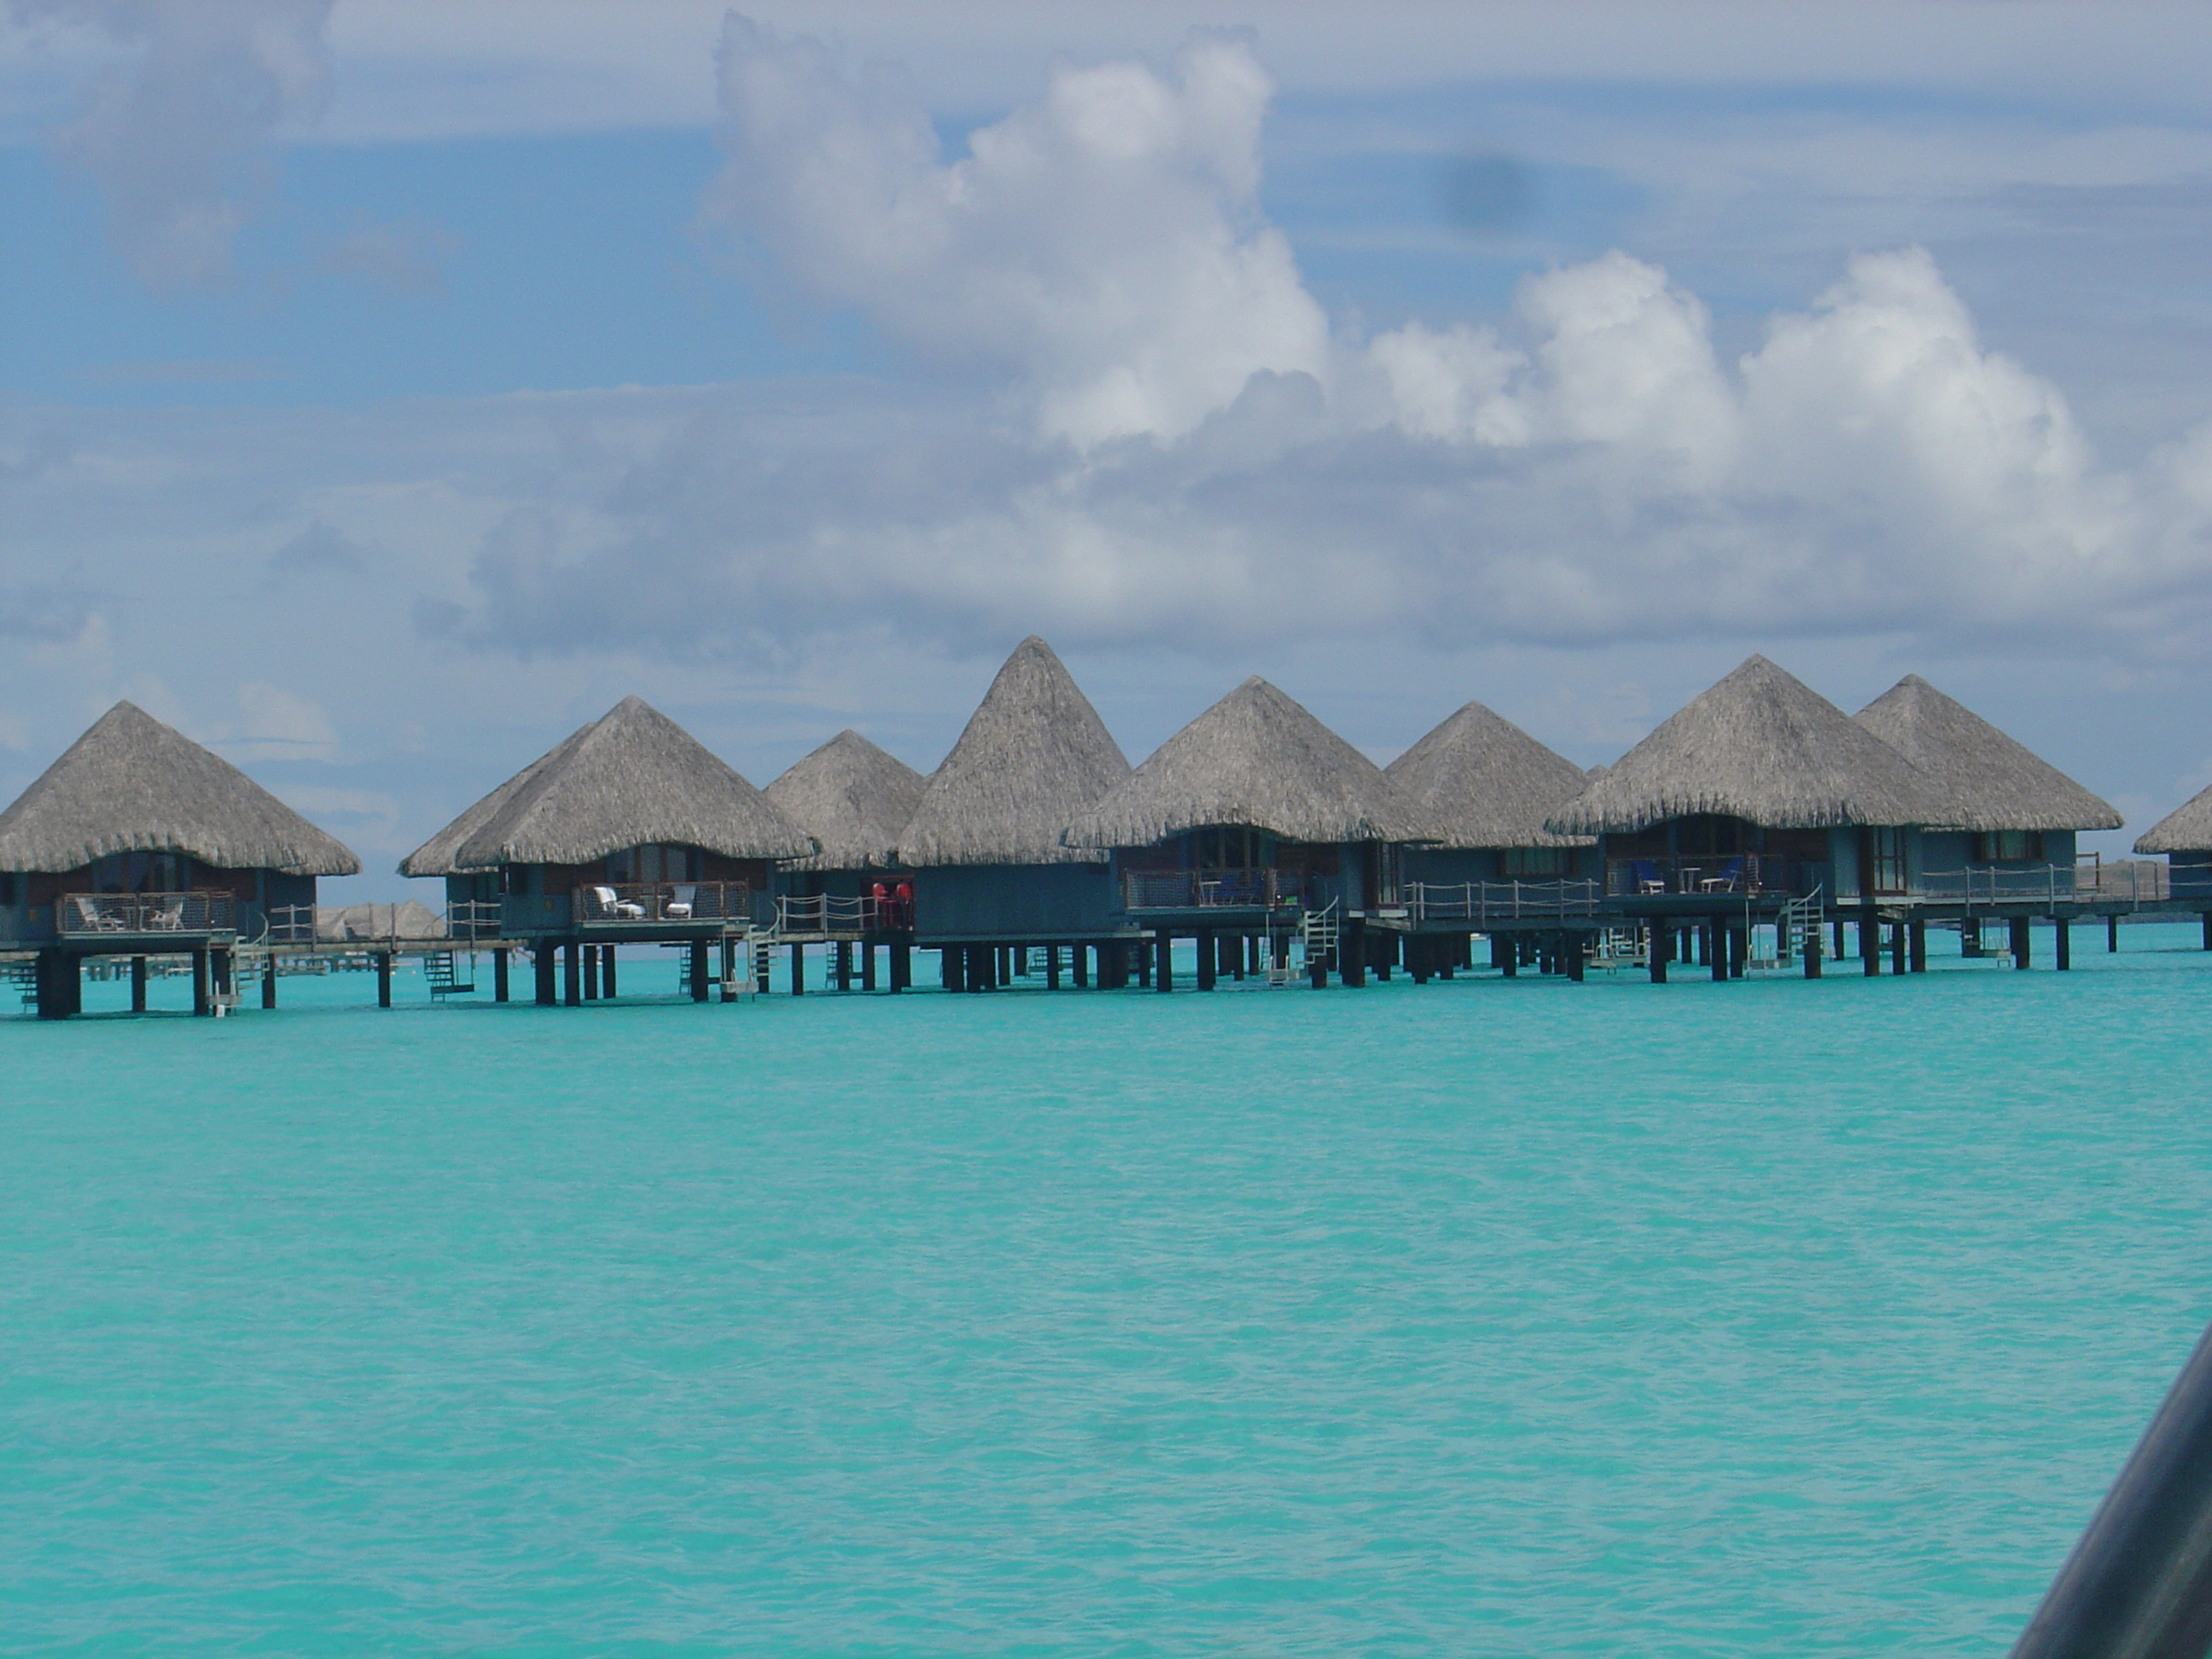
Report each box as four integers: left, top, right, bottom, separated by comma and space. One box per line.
5, 1, 2212, 897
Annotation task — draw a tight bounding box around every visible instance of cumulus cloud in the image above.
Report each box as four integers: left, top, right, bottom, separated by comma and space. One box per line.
703, 17, 1329, 447
13, 0, 331, 287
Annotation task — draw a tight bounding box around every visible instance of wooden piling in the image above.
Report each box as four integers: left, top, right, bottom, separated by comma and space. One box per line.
1045, 944, 1062, 990
2109, 914, 2121, 953
690, 940, 710, 1002
2011, 913, 2033, 969
1862, 908, 1881, 976
860, 942, 877, 992
131, 954, 148, 1013
1567, 934, 1586, 982
1196, 928, 1216, 991
722, 938, 739, 1000
535, 946, 557, 1005
1709, 919, 1727, 983
493, 948, 509, 1003
376, 951, 393, 1009
834, 940, 852, 992
563, 940, 581, 1006
261, 958, 277, 1009
1155, 929, 1174, 992
1499, 934, 1517, 978
1804, 928, 1823, 978
789, 942, 806, 995
1648, 923, 1669, 984
1136, 940, 1151, 988
890, 940, 911, 992
1889, 919, 1906, 975
942, 946, 964, 992
1072, 943, 1088, 988
2055, 915, 2072, 972
582, 945, 599, 1000
604, 949, 618, 998
1342, 916, 1367, 987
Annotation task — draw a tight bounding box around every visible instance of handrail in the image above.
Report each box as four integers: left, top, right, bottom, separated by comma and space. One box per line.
574, 881, 748, 925
1918, 864, 2081, 906
1406, 880, 1605, 921
1122, 869, 1302, 911
442, 899, 502, 941
57, 891, 235, 936
776, 894, 901, 933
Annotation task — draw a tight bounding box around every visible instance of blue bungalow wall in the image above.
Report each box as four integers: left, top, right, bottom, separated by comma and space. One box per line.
2168, 852, 2212, 900
0, 863, 315, 946
1401, 846, 1603, 888
912, 863, 1120, 943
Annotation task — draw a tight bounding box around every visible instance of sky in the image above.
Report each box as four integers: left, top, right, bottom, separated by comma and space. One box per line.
5, 0, 2212, 899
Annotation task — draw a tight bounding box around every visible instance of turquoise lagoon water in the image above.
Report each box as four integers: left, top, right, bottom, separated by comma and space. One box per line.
5, 927, 2211, 1656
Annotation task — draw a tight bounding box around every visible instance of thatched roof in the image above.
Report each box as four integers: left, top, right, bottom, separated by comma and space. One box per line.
1854, 675, 2120, 833
0, 701, 359, 876
403, 696, 815, 874
2134, 783, 2212, 854
1547, 655, 1947, 835
897, 637, 1130, 866
1385, 700, 1596, 850
765, 729, 925, 871
1065, 677, 1443, 848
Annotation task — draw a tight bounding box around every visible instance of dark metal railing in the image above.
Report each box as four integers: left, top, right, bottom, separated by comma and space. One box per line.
1406, 880, 1606, 922
58, 892, 236, 937
443, 900, 502, 941
776, 894, 904, 934
1122, 869, 1303, 911
265, 904, 317, 944
1918, 864, 2081, 905
574, 881, 749, 926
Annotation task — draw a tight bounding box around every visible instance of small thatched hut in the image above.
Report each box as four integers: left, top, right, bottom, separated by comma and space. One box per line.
401, 696, 814, 949
1064, 676, 1442, 915
0, 701, 359, 1015
895, 637, 1130, 950
765, 729, 925, 920
2132, 781, 2212, 899
1854, 675, 2117, 896
1386, 700, 1598, 888
1547, 655, 1945, 901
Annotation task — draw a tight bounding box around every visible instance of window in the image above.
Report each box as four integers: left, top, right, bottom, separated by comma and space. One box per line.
608, 844, 695, 882
1972, 831, 2044, 863
1191, 826, 1264, 870
1501, 847, 1568, 877
1867, 828, 1906, 894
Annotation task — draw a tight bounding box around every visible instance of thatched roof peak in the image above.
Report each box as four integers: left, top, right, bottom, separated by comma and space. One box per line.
765, 729, 925, 872
1065, 676, 1444, 848
1854, 675, 2119, 833
896, 637, 1131, 866
0, 701, 359, 876
1547, 655, 1947, 835
1386, 700, 1595, 850
400, 696, 814, 875
2135, 781, 2212, 855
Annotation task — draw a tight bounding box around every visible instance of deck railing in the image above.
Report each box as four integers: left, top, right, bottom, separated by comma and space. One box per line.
1122, 869, 1302, 911
443, 899, 503, 941
1917, 864, 2081, 905
265, 904, 318, 944
58, 892, 235, 937
776, 894, 901, 934
574, 881, 749, 926
1605, 855, 1772, 896
1406, 880, 1606, 922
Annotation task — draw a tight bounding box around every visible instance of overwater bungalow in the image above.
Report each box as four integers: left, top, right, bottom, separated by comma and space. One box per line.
1546, 655, 1946, 978
2131, 783, 2212, 910
400, 696, 815, 1004
1854, 675, 2120, 907
1385, 701, 1600, 973
1062, 677, 1443, 988
764, 729, 926, 989
0, 701, 359, 1017
894, 637, 1132, 989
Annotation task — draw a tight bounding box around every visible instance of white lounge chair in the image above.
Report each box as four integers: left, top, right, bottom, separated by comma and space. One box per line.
591, 884, 645, 920
666, 884, 696, 920
69, 896, 123, 933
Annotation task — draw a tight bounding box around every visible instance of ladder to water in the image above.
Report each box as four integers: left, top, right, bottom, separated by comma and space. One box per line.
1778, 889, 1825, 963
423, 951, 474, 1000
1296, 900, 1340, 981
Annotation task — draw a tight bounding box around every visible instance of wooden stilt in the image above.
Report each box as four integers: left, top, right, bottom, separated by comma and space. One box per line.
1499, 934, 1517, 978
1862, 909, 1881, 976
535, 946, 557, 1005
2109, 914, 2121, 953
1342, 915, 1367, 987
2011, 913, 2033, 969
1136, 940, 1151, 988
261, 958, 277, 1009
789, 942, 806, 995
1196, 928, 1216, 991
1045, 944, 1062, 990
36, 948, 73, 1020
1832, 918, 1847, 958
604, 949, 618, 998
1708, 919, 1726, 983
1014, 944, 1027, 977
1648, 923, 1669, 984
1567, 934, 1586, 982
563, 940, 581, 1006
2055, 915, 2072, 972
494, 948, 510, 1003
1889, 919, 1906, 975
860, 942, 877, 992
1804, 928, 1823, 978
1155, 929, 1174, 992
943, 946, 964, 992
690, 940, 710, 1002
722, 938, 738, 1000
376, 951, 393, 1009
1073, 943, 1088, 988
1908, 919, 1926, 974
131, 954, 148, 1013
2202, 911, 2212, 951
582, 945, 599, 1000
890, 940, 911, 992
834, 940, 852, 992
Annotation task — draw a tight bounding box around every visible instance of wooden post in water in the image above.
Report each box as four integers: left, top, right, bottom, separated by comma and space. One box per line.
1862, 908, 1881, 976
942, 946, 963, 992
860, 942, 877, 992
1045, 944, 1061, 990
1567, 934, 1586, 982
1196, 928, 1216, 990
1499, 932, 1517, 977
834, 940, 852, 992
2011, 913, 2033, 969
376, 951, 393, 1009
1890, 920, 1906, 975
789, 942, 806, 995
2203, 911, 2212, 951
582, 945, 599, 1000
603, 949, 618, 998
1155, 929, 1173, 992
1648, 923, 1668, 984
494, 948, 509, 1003
2055, 915, 2072, 972
1833, 917, 1848, 959
1135, 940, 1150, 988
534, 946, 556, 1005
1342, 916, 1367, 987
1908, 919, 1927, 974
1708, 918, 1727, 983
261, 957, 277, 1009
721, 938, 738, 1000
890, 940, 910, 992
131, 955, 148, 1013
1072, 943, 1088, 988
2109, 914, 2121, 953
562, 941, 581, 1006
690, 940, 709, 1002
1804, 927, 1823, 978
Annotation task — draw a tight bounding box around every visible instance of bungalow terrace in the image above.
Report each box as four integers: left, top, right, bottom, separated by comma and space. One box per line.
895, 637, 1132, 990
0, 701, 359, 1017
400, 696, 814, 1004
1061, 677, 1444, 989
1546, 655, 1947, 980
2131, 782, 2212, 917
1386, 700, 1601, 976
764, 729, 926, 991
1854, 674, 2120, 917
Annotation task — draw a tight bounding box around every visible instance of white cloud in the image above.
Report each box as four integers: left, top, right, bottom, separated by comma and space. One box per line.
226, 679, 338, 760
11, 0, 331, 287
703, 17, 1330, 446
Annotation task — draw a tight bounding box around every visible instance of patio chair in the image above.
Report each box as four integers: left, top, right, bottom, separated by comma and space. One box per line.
666, 884, 696, 920
591, 884, 645, 921
1697, 857, 1745, 893
69, 896, 124, 932
150, 899, 185, 930
1630, 859, 1667, 894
